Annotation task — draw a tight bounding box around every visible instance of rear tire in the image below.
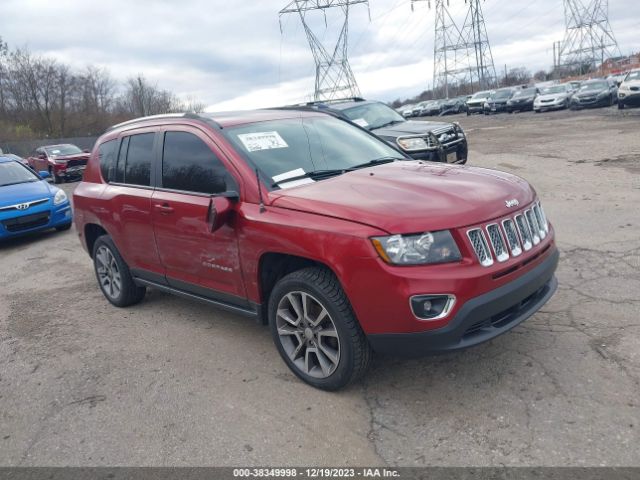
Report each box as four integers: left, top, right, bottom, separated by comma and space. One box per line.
268, 267, 371, 390
93, 235, 146, 307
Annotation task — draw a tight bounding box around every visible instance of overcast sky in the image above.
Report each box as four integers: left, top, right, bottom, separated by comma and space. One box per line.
1, 0, 637, 110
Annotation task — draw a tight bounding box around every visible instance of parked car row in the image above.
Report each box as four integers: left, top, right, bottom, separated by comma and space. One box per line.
396, 69, 640, 119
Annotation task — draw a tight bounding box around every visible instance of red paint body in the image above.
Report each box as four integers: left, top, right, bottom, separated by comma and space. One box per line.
73, 111, 557, 337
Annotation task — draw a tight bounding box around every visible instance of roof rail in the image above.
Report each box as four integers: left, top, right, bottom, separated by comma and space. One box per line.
105, 112, 205, 132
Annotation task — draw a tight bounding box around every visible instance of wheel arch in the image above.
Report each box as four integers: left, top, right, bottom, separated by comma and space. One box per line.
257, 252, 339, 325
84, 223, 108, 258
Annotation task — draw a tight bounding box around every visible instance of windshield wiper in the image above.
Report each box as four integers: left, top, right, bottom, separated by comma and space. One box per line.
375, 119, 404, 129
271, 158, 401, 188
271, 169, 346, 187
346, 157, 402, 171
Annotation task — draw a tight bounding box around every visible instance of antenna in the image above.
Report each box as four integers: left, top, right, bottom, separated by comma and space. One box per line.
557, 0, 621, 76
256, 168, 266, 213
279, 0, 370, 101
411, 0, 497, 96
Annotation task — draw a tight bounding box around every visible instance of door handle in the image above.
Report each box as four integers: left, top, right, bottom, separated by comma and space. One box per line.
154, 203, 174, 214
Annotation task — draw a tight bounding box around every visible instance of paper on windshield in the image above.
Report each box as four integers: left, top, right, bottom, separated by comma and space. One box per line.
352, 118, 369, 128
272, 168, 315, 189
237, 131, 288, 152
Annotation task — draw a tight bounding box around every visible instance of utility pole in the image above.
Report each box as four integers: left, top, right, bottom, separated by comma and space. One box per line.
557, 0, 621, 75
279, 0, 370, 102
411, 0, 497, 97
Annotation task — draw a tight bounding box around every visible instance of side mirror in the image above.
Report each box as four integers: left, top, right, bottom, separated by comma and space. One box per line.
83, 149, 90, 153
206, 192, 239, 233
38, 153, 47, 160
39, 170, 50, 179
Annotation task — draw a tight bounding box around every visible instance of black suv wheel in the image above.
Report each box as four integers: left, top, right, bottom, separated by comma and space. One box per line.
268, 267, 371, 390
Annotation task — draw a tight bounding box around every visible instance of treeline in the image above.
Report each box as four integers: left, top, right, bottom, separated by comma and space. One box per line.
0, 37, 205, 141
391, 66, 553, 108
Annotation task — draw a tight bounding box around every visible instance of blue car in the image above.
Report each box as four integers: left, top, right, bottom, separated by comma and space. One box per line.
0, 156, 72, 240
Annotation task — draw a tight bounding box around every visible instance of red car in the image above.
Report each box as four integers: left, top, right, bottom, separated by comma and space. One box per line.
28, 144, 90, 184
73, 110, 558, 390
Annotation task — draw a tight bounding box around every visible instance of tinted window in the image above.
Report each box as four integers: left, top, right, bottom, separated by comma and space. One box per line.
162, 131, 231, 194
98, 139, 118, 182
114, 136, 129, 183
124, 133, 154, 186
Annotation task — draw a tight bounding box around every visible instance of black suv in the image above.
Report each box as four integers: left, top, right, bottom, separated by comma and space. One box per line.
290, 98, 468, 164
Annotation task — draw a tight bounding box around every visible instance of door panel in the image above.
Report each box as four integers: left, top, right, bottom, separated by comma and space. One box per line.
151, 190, 246, 304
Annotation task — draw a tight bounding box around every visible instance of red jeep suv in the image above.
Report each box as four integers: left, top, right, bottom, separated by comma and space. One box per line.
73, 110, 558, 390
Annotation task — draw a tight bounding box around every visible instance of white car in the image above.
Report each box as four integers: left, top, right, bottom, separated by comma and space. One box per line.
466, 90, 493, 115
618, 69, 640, 109
401, 104, 416, 118
533, 84, 572, 112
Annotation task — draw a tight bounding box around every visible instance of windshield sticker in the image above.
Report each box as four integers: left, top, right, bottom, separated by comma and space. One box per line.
237, 131, 288, 152
272, 168, 315, 189
352, 118, 369, 128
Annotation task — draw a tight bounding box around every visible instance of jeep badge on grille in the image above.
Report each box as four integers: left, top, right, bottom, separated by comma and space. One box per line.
505, 199, 519, 208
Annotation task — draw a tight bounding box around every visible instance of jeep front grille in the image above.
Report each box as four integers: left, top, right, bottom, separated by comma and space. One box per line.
486, 224, 509, 262
515, 214, 533, 251
467, 229, 494, 267
501, 219, 522, 257
467, 202, 550, 267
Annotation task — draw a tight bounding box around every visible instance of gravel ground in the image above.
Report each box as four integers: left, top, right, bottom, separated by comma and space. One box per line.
0, 105, 639, 466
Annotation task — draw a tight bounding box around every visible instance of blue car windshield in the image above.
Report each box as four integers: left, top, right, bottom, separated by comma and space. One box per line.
0, 161, 39, 187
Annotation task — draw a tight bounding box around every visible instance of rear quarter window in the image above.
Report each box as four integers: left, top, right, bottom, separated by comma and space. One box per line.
98, 139, 118, 182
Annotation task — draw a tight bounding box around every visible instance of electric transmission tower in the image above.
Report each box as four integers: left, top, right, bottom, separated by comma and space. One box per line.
557, 0, 621, 75
279, 1, 370, 102
412, 0, 497, 97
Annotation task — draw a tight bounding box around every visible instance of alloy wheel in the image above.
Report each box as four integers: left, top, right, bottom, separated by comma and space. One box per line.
95, 245, 122, 300
275, 291, 341, 379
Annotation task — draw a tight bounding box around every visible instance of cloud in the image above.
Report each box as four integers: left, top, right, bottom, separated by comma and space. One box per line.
1, 0, 637, 110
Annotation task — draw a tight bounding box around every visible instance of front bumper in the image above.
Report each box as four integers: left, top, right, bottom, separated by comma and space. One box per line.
483, 103, 508, 114
0, 200, 72, 239
466, 104, 484, 114
618, 92, 640, 107
507, 100, 534, 111
571, 96, 610, 108
367, 248, 558, 356
407, 138, 468, 164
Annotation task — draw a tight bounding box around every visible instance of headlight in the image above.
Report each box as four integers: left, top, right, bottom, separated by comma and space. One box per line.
371, 230, 462, 265
397, 137, 429, 151
53, 189, 68, 205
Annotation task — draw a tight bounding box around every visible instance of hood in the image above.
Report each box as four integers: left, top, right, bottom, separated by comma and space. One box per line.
467, 97, 488, 105
372, 119, 453, 138
487, 98, 510, 104
575, 87, 607, 96
0, 180, 54, 207
509, 96, 534, 103
51, 152, 90, 161
269, 161, 535, 233
621, 79, 640, 88
536, 93, 567, 101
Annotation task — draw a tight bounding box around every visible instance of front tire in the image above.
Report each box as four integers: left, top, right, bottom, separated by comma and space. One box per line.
618, 102, 624, 110
268, 267, 371, 390
93, 235, 146, 307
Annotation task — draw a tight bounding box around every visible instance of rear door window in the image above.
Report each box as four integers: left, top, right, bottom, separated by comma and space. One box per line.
98, 139, 118, 182
123, 133, 154, 186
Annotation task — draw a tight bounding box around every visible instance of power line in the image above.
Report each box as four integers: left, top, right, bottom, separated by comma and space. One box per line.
279, 0, 370, 101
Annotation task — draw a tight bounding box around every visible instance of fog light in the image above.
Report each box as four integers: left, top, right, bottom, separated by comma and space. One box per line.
410, 294, 455, 321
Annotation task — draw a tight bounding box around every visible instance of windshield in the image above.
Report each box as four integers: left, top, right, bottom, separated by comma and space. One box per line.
625, 71, 640, 81
580, 81, 608, 91
541, 85, 567, 94
491, 90, 513, 99
44, 144, 83, 157
471, 91, 489, 99
341, 102, 406, 130
513, 88, 537, 97
0, 161, 39, 187
226, 116, 404, 190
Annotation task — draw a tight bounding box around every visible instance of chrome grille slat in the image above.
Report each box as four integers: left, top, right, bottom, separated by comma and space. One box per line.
525, 209, 541, 245
486, 224, 509, 262
501, 219, 522, 257
467, 229, 494, 267
532, 204, 546, 239
535, 203, 549, 234
515, 214, 533, 251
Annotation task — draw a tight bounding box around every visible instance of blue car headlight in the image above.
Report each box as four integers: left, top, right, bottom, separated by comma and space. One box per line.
53, 189, 68, 205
